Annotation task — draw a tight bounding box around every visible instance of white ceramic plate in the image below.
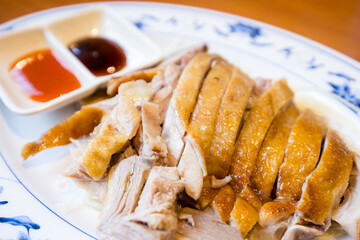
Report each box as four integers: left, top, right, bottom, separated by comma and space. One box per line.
0, 2, 359, 239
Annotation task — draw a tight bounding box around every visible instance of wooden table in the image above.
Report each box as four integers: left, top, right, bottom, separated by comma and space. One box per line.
1, 0, 359, 61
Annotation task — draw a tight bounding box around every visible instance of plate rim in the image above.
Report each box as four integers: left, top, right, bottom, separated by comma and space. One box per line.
1, 1, 359, 72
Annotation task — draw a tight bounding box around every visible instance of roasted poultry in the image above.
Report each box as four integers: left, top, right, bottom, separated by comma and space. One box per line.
22, 48, 359, 240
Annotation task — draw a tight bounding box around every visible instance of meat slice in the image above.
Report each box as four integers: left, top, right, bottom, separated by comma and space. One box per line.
198, 69, 254, 209
82, 80, 155, 180
230, 196, 259, 237
100, 219, 174, 240
177, 207, 243, 240
249, 102, 299, 203
150, 64, 182, 124
162, 53, 217, 166
332, 160, 360, 240
206, 68, 254, 178
282, 130, 354, 239
107, 67, 161, 96
180, 57, 234, 200
187, 57, 233, 156
211, 184, 236, 223
140, 102, 167, 163
99, 156, 152, 230
276, 109, 326, 201
229, 80, 294, 194
22, 106, 105, 160
257, 109, 326, 238
100, 167, 184, 240
197, 176, 219, 209
132, 166, 183, 228
177, 136, 205, 200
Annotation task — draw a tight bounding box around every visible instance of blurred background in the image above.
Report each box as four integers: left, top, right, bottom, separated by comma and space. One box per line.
0, 0, 359, 61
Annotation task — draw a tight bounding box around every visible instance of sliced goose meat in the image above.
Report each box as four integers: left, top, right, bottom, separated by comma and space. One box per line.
180, 57, 235, 200
177, 136, 205, 200
22, 106, 105, 160
258, 199, 297, 226
210, 184, 236, 223
230, 196, 259, 237
23, 95, 121, 161
82, 80, 155, 180
99, 156, 152, 231
282, 130, 354, 239
106, 44, 207, 97
276, 109, 326, 201
177, 207, 243, 240
198, 68, 254, 208
161, 104, 184, 166
206, 68, 254, 178
197, 177, 220, 209
100, 167, 183, 240
249, 102, 299, 203
107, 67, 162, 96
238, 186, 262, 211
132, 166, 184, 229
100, 219, 175, 240
258, 109, 326, 238
229, 80, 294, 194
187, 57, 233, 156
162, 53, 218, 166
213, 80, 294, 237
139, 102, 167, 163
332, 159, 360, 240
151, 64, 182, 124
229, 186, 263, 237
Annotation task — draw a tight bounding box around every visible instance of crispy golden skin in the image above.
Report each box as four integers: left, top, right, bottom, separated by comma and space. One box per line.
249, 103, 299, 203
296, 130, 354, 224
187, 58, 233, 153
276, 109, 326, 200
22, 106, 104, 160
83, 80, 154, 180
229, 80, 294, 193
107, 68, 162, 96
230, 197, 259, 237
238, 186, 262, 211
258, 200, 296, 226
197, 176, 220, 209
174, 53, 217, 131
211, 184, 236, 223
82, 123, 130, 180
206, 68, 254, 178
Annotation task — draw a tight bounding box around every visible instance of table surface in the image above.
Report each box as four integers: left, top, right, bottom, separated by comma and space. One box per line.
0, 0, 359, 62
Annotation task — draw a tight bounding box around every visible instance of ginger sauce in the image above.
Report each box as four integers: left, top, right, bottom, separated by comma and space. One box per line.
9, 49, 81, 102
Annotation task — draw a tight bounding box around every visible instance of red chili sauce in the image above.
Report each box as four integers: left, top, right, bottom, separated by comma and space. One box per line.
68, 37, 126, 76
9, 49, 81, 102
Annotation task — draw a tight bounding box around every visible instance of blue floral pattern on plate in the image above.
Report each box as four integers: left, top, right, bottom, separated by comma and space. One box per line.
0, 183, 40, 240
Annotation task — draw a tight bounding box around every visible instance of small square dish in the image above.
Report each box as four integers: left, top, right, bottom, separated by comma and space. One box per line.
0, 6, 162, 115
47, 6, 162, 83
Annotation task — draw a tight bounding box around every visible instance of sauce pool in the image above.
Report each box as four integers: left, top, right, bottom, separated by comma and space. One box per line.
68, 37, 127, 76
9, 49, 81, 102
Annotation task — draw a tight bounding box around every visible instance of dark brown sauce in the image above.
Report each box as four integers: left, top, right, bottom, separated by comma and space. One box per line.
9, 49, 81, 102
68, 37, 126, 76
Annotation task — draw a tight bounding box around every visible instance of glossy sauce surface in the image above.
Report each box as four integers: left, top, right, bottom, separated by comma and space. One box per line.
9, 49, 81, 102
68, 37, 126, 76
